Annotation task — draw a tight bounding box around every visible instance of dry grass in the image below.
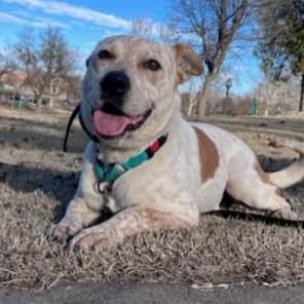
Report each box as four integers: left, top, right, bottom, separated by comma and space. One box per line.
0, 108, 304, 289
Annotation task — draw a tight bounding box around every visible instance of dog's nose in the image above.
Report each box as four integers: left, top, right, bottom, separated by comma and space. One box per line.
100, 71, 130, 99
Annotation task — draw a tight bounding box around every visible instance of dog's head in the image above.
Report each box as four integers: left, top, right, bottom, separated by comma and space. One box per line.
80, 35, 203, 145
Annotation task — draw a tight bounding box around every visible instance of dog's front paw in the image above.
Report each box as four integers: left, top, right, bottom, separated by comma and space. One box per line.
70, 229, 111, 251
48, 224, 75, 241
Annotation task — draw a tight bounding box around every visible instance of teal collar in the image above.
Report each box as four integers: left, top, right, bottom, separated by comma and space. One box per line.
94, 134, 168, 191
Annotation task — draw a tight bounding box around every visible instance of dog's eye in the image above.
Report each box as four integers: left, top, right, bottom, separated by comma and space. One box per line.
143, 59, 162, 71
98, 50, 114, 60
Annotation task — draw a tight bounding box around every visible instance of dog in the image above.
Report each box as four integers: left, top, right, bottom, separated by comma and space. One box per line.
49, 35, 304, 251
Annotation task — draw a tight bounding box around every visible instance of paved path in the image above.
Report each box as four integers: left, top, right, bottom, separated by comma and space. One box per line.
1, 282, 304, 304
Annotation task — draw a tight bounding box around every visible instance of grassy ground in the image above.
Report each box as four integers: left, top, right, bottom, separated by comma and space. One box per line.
0, 107, 304, 289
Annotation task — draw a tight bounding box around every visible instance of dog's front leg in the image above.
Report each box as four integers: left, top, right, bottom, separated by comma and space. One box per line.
70, 207, 188, 251
48, 196, 103, 241
49, 142, 106, 241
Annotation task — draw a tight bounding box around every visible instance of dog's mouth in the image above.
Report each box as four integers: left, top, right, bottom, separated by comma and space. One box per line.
93, 103, 152, 138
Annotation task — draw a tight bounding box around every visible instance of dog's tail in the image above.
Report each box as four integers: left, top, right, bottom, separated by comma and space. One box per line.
267, 137, 304, 188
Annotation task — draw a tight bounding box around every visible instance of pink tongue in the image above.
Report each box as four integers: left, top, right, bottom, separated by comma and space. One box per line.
93, 110, 143, 137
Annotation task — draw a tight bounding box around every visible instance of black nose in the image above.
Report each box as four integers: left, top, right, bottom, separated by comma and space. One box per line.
100, 71, 130, 100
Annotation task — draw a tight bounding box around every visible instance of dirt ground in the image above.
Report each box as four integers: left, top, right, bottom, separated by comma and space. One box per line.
0, 106, 304, 292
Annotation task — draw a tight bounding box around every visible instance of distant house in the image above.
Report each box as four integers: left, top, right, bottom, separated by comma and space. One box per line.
0, 70, 27, 86
0, 69, 81, 107
0, 70, 31, 103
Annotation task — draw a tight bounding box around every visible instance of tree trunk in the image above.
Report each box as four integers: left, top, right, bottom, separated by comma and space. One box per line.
197, 74, 214, 117
299, 73, 304, 112
187, 96, 196, 117
49, 78, 54, 109
36, 96, 42, 110
49, 95, 54, 109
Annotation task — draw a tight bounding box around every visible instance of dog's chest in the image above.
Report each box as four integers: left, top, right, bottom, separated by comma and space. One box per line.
111, 163, 174, 208
109, 145, 196, 210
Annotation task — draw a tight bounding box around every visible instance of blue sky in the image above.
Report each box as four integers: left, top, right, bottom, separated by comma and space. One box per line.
0, 0, 263, 95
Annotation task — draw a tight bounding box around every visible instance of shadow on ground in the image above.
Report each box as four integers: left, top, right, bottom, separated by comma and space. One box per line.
0, 115, 88, 153
0, 162, 79, 221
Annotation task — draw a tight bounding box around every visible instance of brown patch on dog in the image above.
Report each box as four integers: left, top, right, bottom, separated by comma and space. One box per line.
194, 126, 219, 183
142, 208, 186, 229
174, 44, 203, 84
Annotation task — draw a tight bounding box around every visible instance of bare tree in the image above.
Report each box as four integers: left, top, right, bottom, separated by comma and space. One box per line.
254, 76, 301, 114
14, 27, 76, 109
183, 78, 201, 116
170, 0, 251, 116
65, 74, 82, 103
131, 17, 178, 43
256, 0, 304, 112
0, 46, 16, 77
131, 17, 153, 38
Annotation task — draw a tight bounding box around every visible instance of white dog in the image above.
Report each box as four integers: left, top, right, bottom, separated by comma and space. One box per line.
49, 36, 304, 251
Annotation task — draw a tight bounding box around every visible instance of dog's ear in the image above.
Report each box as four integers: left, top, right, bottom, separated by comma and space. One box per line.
174, 44, 203, 84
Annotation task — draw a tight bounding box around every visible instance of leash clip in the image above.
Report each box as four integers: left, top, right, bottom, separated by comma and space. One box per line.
96, 181, 110, 194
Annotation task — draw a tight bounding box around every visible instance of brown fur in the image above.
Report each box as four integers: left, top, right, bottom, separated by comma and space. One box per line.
141, 208, 186, 229
174, 44, 203, 83
193, 127, 219, 183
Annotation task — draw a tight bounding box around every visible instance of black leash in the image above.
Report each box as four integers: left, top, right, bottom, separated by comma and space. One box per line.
63, 103, 81, 152
63, 103, 99, 152
209, 210, 304, 228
